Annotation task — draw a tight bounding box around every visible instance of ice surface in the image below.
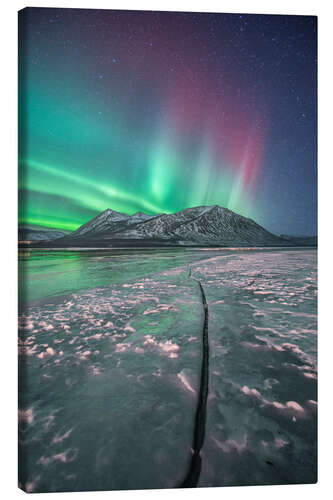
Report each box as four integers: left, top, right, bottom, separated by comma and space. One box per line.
18, 248, 317, 491
191, 250, 317, 486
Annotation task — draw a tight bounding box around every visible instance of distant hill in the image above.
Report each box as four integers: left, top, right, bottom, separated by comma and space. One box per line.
18, 227, 68, 241
280, 234, 317, 246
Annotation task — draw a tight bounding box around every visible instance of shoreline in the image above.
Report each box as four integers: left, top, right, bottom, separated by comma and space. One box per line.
18, 244, 317, 251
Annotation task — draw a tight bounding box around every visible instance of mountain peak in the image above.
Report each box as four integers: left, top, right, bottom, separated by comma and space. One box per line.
209, 204, 227, 211
100, 208, 125, 216
132, 211, 147, 217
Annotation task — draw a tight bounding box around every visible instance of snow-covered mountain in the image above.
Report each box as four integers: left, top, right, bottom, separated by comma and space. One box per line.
109, 205, 285, 246
56, 205, 293, 247
70, 209, 129, 237
70, 208, 158, 238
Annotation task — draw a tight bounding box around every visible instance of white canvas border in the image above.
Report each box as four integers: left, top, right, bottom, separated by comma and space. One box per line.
1, 1, 331, 499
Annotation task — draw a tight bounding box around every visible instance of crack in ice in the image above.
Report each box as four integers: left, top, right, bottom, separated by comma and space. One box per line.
180, 266, 210, 488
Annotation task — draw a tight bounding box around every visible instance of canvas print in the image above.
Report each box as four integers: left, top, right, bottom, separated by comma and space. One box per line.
18, 7, 317, 493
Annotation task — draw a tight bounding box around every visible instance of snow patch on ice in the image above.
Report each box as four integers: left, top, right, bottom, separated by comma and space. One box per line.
177, 371, 195, 393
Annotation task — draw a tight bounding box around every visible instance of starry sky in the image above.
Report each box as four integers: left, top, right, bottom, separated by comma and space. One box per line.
18, 8, 317, 236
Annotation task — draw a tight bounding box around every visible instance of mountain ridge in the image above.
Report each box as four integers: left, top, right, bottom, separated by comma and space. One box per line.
20, 205, 317, 248
26, 204, 315, 248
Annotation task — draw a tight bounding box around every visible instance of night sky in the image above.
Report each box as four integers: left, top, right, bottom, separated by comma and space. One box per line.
18, 8, 317, 236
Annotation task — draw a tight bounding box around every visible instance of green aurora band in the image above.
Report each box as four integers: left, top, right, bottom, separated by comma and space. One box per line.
18, 81, 258, 231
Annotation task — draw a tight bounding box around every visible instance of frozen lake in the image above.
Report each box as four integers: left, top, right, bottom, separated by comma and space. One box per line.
18, 248, 317, 492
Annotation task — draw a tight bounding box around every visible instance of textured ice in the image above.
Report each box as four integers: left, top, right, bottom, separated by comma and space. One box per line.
190, 250, 317, 486
18, 248, 317, 491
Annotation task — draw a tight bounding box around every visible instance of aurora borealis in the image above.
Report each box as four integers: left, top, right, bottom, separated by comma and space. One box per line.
18, 8, 317, 235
